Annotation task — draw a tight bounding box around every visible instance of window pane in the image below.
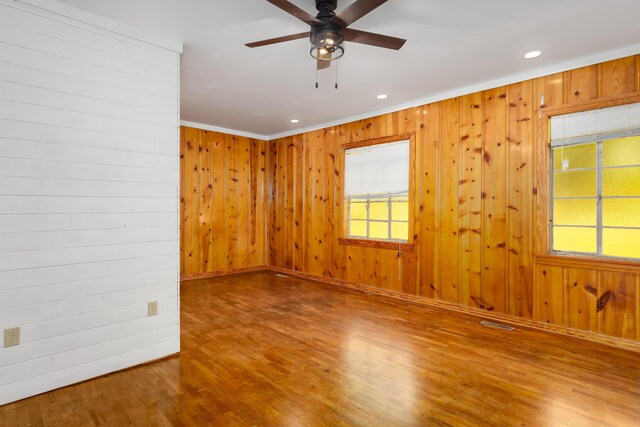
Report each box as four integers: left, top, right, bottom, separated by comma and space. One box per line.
349, 201, 367, 220
391, 222, 408, 241
553, 170, 596, 197
603, 228, 640, 259
553, 226, 597, 253
552, 143, 596, 170
553, 199, 596, 226
349, 220, 367, 237
603, 198, 640, 228
369, 222, 388, 240
391, 200, 409, 221
603, 167, 640, 196
603, 136, 640, 167
369, 200, 388, 221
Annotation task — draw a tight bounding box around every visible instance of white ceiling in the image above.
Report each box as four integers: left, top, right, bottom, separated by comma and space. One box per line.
57, 0, 640, 139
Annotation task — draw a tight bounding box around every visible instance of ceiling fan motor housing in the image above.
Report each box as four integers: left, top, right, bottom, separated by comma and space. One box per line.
315, 0, 338, 14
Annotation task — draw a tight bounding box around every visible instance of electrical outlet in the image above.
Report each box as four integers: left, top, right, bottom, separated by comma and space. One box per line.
148, 301, 158, 316
4, 327, 20, 348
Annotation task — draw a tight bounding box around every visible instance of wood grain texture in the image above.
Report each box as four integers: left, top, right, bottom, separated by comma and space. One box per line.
265, 54, 640, 345
180, 127, 267, 276
3, 271, 640, 425
459, 93, 483, 308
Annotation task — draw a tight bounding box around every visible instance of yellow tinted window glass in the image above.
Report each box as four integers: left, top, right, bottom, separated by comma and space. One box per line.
553, 226, 597, 253
553, 170, 596, 197
603, 167, 640, 196
349, 220, 367, 237
603, 136, 640, 167
553, 143, 596, 170
369, 201, 388, 221
349, 201, 367, 220
391, 201, 409, 221
603, 228, 640, 259
553, 199, 596, 226
603, 198, 640, 228
369, 222, 388, 240
391, 222, 408, 241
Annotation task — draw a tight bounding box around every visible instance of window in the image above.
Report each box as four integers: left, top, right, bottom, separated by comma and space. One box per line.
550, 102, 640, 259
344, 138, 410, 243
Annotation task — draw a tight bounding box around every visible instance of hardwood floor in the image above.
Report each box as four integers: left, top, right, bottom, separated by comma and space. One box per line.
1, 271, 639, 426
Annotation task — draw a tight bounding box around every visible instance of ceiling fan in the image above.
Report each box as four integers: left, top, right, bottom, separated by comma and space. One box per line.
246, 0, 407, 71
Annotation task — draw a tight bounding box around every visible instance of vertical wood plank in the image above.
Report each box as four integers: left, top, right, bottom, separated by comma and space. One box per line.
333, 128, 347, 280
439, 98, 461, 303
225, 135, 239, 271
268, 140, 278, 266
293, 135, 305, 272
420, 104, 440, 299
210, 132, 226, 272
565, 267, 598, 332
236, 137, 251, 269
198, 131, 213, 272
303, 132, 313, 273
567, 65, 598, 103
312, 130, 326, 277
482, 88, 508, 312
402, 109, 419, 296
459, 93, 483, 308
284, 137, 295, 269
179, 127, 186, 276
324, 128, 336, 278
507, 81, 534, 319
599, 56, 637, 97
182, 127, 200, 275
533, 264, 564, 325
599, 271, 637, 339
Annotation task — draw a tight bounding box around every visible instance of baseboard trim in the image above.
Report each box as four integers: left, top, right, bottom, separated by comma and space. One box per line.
180, 265, 269, 282
268, 266, 640, 354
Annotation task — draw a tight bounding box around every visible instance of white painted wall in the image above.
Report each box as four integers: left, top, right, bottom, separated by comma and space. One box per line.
0, 0, 182, 405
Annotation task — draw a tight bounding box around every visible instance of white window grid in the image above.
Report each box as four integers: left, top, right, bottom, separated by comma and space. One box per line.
550, 136, 640, 258
346, 192, 409, 242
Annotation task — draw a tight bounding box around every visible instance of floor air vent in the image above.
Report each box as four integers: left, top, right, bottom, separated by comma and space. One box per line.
480, 321, 515, 331
273, 273, 289, 278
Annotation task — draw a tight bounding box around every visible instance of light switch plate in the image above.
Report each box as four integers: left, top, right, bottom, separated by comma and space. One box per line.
148, 301, 158, 316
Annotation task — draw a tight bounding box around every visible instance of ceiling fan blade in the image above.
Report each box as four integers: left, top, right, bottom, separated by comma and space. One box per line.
344, 28, 406, 50
266, 0, 322, 26
245, 31, 310, 48
317, 59, 331, 70
331, 0, 388, 28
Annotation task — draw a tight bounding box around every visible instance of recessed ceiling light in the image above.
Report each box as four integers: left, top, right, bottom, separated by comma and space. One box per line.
524, 50, 542, 59
290, 119, 299, 124
377, 94, 388, 100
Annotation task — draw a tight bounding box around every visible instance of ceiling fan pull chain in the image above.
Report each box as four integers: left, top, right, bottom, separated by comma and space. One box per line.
335, 60, 338, 89
316, 66, 319, 89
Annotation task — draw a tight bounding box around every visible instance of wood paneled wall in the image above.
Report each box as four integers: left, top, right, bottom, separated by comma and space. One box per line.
180, 127, 267, 277
267, 55, 640, 342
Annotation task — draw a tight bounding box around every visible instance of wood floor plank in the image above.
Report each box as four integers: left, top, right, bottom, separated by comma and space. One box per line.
1, 271, 639, 426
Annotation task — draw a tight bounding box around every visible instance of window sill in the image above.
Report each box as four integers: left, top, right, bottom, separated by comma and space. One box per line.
338, 237, 414, 251
535, 252, 640, 272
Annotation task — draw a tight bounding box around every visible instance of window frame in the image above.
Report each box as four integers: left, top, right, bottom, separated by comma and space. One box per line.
537, 93, 640, 265
338, 133, 416, 251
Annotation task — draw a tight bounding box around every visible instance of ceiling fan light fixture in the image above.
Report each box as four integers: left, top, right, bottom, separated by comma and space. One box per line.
310, 28, 344, 61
